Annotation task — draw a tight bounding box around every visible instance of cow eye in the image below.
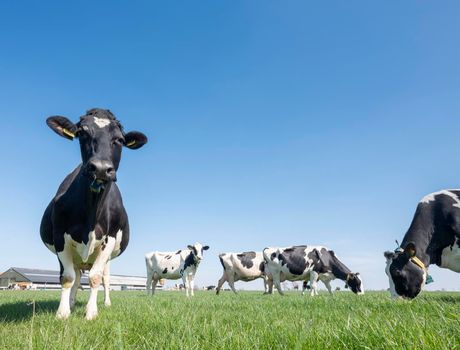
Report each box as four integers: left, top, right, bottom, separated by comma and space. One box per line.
112, 137, 124, 146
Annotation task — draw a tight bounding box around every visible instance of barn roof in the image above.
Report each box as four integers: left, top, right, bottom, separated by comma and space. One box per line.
0, 267, 146, 286
0, 267, 89, 284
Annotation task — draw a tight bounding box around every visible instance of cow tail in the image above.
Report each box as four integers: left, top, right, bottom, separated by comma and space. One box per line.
218, 253, 226, 270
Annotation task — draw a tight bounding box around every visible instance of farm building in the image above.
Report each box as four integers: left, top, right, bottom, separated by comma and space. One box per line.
0, 267, 161, 291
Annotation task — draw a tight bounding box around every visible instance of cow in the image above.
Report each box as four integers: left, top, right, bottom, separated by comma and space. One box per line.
263, 245, 363, 296
384, 190, 460, 299
216, 251, 269, 295
40, 108, 147, 320
145, 243, 209, 297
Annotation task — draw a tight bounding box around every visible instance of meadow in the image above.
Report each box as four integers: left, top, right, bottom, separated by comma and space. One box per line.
0, 290, 459, 349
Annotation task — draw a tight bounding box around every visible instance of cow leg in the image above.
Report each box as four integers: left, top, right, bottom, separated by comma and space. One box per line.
103, 261, 111, 307
86, 238, 116, 320
272, 274, 284, 295
266, 276, 274, 294
309, 271, 319, 297
56, 248, 76, 319
69, 267, 81, 310
151, 272, 159, 295
182, 275, 189, 297
227, 273, 238, 294
301, 281, 307, 296
262, 276, 269, 294
146, 271, 152, 295
216, 273, 227, 295
189, 275, 195, 297
323, 280, 333, 295
145, 257, 153, 295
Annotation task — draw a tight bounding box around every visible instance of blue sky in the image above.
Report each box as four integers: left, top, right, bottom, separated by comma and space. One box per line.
0, 1, 459, 291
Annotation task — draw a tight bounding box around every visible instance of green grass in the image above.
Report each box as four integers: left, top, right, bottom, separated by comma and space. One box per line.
0, 290, 459, 349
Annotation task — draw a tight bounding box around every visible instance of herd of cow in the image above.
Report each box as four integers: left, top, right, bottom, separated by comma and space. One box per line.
144, 244, 363, 298
39, 109, 460, 320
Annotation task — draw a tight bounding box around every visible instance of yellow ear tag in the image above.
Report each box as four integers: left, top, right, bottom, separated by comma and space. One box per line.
410, 256, 426, 272
126, 140, 136, 147
62, 128, 75, 139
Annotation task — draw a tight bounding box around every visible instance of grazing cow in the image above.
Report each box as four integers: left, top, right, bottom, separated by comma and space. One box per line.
384, 190, 460, 299
216, 252, 269, 294
263, 245, 363, 296
40, 108, 147, 320
145, 243, 209, 297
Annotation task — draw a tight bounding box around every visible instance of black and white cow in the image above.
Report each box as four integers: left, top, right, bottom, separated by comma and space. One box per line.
384, 190, 460, 299
216, 252, 269, 294
40, 108, 147, 320
263, 245, 363, 296
145, 243, 209, 297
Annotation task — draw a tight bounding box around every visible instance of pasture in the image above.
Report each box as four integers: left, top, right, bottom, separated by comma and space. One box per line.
0, 290, 459, 349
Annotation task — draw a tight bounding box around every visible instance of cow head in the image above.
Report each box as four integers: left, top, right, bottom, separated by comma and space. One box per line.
384, 242, 426, 299
46, 108, 147, 192
187, 243, 210, 262
345, 273, 364, 295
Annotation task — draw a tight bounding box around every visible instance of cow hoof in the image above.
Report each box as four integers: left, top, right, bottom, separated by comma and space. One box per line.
85, 310, 98, 321
104, 300, 111, 307
85, 305, 98, 320
56, 309, 71, 320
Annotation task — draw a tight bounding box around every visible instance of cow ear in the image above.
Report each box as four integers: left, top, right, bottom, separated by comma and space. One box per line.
203, 245, 209, 251
384, 251, 395, 261
314, 249, 321, 260
46, 116, 78, 140
187, 245, 194, 250
124, 131, 148, 149
404, 242, 416, 258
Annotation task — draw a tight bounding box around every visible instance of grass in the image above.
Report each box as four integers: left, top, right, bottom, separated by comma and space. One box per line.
0, 290, 459, 349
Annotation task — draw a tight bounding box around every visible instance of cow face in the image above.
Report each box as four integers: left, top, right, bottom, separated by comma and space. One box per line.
345, 273, 364, 295
187, 243, 210, 262
384, 243, 425, 299
47, 109, 147, 192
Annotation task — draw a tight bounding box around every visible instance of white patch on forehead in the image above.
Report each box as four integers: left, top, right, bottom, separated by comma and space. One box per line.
420, 190, 460, 208
94, 117, 111, 128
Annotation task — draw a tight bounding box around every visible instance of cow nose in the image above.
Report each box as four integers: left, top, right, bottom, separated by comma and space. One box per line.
88, 160, 115, 181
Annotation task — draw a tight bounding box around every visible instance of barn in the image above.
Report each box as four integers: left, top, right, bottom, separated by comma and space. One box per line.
0, 267, 160, 291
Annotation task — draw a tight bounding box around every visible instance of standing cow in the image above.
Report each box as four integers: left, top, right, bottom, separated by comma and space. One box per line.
40, 108, 147, 320
384, 190, 460, 299
263, 245, 363, 296
145, 243, 209, 297
216, 251, 269, 294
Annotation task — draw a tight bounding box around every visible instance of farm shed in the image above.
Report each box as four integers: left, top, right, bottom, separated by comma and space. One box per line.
0, 267, 158, 291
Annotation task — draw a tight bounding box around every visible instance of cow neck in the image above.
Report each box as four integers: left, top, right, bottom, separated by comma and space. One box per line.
329, 256, 351, 281
78, 173, 111, 226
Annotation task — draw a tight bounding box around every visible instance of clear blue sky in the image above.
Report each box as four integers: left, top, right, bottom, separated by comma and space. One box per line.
1, 1, 459, 291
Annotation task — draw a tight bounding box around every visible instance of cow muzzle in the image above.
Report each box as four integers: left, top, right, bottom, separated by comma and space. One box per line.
86, 159, 116, 193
